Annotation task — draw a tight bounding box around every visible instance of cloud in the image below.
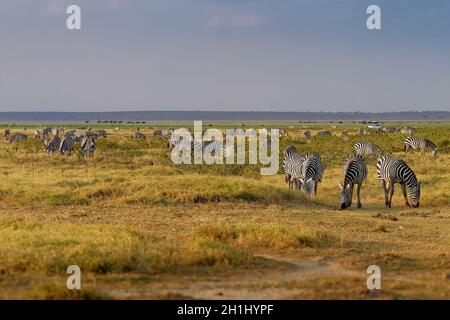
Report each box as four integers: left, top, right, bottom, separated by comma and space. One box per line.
206, 13, 265, 29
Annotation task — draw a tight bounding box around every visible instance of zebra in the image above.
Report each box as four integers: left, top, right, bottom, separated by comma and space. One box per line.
282, 146, 305, 190
404, 136, 438, 156
299, 154, 324, 196
339, 155, 368, 209
81, 136, 96, 157
316, 130, 332, 137
354, 141, 383, 156
132, 132, 146, 139
376, 155, 420, 208
59, 135, 75, 155
45, 136, 61, 154
91, 130, 107, 138
193, 139, 233, 157
9, 134, 28, 144
168, 135, 183, 149
33, 129, 43, 140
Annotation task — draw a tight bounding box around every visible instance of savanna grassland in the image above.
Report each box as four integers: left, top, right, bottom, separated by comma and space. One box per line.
0, 122, 449, 299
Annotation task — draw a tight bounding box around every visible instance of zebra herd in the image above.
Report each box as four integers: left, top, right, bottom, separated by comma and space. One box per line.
44, 129, 100, 157
284, 136, 438, 209
2, 128, 103, 158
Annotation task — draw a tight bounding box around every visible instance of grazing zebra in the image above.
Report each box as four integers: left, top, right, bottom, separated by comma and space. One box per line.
303, 131, 311, 139
45, 136, 61, 154
9, 134, 28, 144
283, 146, 305, 190
354, 141, 383, 156
168, 135, 183, 149
193, 139, 232, 157
33, 129, 43, 140
199, 139, 223, 156
91, 130, 107, 138
81, 137, 96, 157
316, 130, 332, 137
404, 136, 438, 156
132, 132, 146, 139
60, 136, 75, 155
339, 155, 368, 209
299, 154, 324, 196
377, 155, 420, 208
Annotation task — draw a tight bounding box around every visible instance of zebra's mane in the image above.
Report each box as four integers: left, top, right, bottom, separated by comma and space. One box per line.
304, 153, 320, 160
343, 154, 362, 173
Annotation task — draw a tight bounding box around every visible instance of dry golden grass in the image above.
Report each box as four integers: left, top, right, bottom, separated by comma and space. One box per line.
0, 122, 449, 299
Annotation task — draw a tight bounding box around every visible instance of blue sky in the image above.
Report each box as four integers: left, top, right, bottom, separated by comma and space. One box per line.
1, 0, 450, 112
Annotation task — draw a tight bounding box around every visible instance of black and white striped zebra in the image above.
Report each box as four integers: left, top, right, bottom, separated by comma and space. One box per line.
339, 155, 368, 209
404, 136, 438, 156
167, 135, 183, 150
59, 135, 75, 155
376, 155, 421, 208
81, 136, 96, 158
194, 139, 234, 158
45, 136, 61, 154
299, 153, 324, 196
282, 145, 305, 190
354, 141, 383, 156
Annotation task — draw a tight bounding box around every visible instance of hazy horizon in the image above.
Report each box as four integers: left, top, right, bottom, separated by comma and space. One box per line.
1, 1, 450, 112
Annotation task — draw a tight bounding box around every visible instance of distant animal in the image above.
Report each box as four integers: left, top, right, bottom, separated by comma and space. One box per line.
4, 129, 11, 139
339, 155, 368, 209
59, 136, 75, 155
42, 127, 52, 137
316, 130, 332, 137
299, 154, 324, 196
354, 142, 383, 156
51, 127, 64, 137
168, 135, 183, 149
283, 145, 305, 190
33, 129, 43, 140
377, 155, 420, 208
132, 132, 146, 139
401, 127, 417, 135
342, 131, 350, 141
153, 129, 163, 137
45, 136, 61, 154
91, 130, 107, 138
303, 131, 311, 139
192, 139, 229, 157
9, 134, 28, 144
404, 136, 438, 156
382, 127, 397, 134
279, 129, 289, 137
81, 136, 96, 157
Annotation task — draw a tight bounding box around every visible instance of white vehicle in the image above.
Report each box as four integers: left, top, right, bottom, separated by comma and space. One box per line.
367, 121, 381, 129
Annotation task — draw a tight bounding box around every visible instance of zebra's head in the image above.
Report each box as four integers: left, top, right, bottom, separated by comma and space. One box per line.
339, 182, 352, 209
300, 178, 314, 195
408, 182, 421, 208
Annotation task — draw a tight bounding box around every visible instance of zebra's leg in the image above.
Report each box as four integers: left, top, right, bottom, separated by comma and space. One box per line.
388, 183, 395, 208
381, 180, 389, 208
401, 182, 410, 207
314, 181, 318, 196
356, 183, 362, 208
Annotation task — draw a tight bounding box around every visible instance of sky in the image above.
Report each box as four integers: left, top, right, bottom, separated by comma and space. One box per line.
1, 0, 450, 112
